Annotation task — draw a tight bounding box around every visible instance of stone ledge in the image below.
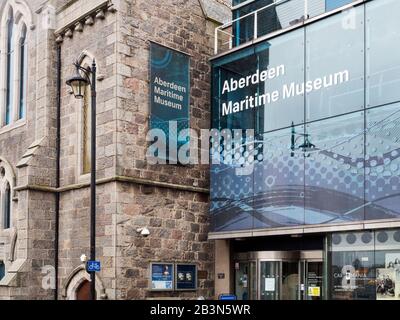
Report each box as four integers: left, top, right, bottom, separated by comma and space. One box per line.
199, 0, 231, 24
0, 259, 27, 288
14, 175, 210, 194
55, 0, 116, 42
16, 137, 46, 169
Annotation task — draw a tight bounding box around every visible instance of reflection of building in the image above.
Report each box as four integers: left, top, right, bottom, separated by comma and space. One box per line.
211, 0, 400, 300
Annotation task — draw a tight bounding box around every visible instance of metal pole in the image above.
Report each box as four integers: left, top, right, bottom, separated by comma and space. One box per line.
304, 0, 309, 19
90, 59, 97, 300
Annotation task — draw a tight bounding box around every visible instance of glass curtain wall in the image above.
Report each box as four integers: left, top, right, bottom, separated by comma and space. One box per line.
328, 229, 400, 300
211, 0, 400, 233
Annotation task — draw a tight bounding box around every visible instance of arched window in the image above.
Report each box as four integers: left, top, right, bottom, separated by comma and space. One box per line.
0, 261, 5, 281
3, 182, 11, 229
77, 55, 93, 176
0, 3, 29, 127
0, 162, 13, 230
18, 24, 27, 120
5, 8, 15, 126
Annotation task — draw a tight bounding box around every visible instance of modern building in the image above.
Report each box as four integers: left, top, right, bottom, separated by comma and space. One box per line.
211, 0, 400, 300
0, 0, 232, 300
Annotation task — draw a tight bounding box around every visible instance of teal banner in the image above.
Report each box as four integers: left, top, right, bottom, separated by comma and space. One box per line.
150, 42, 190, 162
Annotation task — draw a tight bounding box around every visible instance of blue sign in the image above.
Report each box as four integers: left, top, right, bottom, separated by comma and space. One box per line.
151, 263, 174, 291
219, 294, 237, 301
86, 261, 101, 273
150, 42, 190, 163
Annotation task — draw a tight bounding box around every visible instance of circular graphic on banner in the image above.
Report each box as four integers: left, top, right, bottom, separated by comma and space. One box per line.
346, 233, 357, 245
332, 234, 342, 245
393, 231, 400, 242
377, 231, 389, 243
361, 232, 372, 244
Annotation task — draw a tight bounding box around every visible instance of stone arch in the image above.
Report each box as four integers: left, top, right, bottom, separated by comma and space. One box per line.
0, 157, 16, 229
0, 0, 31, 125
77, 50, 95, 66
0, 0, 34, 30
0, 157, 16, 187
62, 264, 107, 300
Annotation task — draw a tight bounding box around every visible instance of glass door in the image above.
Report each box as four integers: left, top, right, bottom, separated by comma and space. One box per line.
301, 261, 323, 300
235, 261, 256, 300
282, 261, 300, 300
259, 261, 280, 300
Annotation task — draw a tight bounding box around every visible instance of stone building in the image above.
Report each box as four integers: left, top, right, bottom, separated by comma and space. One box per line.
0, 0, 230, 300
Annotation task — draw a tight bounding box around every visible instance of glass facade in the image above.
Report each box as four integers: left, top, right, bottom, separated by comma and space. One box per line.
231, 0, 358, 47
328, 229, 400, 300
211, 0, 400, 233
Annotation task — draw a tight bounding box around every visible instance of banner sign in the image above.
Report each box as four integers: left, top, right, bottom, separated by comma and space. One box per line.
150, 42, 190, 162
176, 264, 197, 291
151, 263, 174, 291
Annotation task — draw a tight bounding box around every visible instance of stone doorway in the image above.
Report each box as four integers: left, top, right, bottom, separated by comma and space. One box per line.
76, 280, 96, 300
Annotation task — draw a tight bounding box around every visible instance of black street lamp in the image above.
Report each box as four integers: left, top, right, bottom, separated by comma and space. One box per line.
66, 60, 97, 300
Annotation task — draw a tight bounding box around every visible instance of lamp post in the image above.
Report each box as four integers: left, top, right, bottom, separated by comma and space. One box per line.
290, 122, 317, 157
66, 59, 97, 300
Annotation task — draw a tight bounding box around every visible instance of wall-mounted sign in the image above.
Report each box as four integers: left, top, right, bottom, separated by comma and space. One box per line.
150, 263, 174, 291
86, 261, 101, 273
175, 264, 197, 291
150, 42, 190, 163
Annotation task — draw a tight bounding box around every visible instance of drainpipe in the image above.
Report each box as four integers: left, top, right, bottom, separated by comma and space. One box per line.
55, 44, 62, 300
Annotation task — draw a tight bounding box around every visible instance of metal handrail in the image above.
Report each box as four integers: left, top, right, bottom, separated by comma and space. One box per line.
214, 0, 309, 55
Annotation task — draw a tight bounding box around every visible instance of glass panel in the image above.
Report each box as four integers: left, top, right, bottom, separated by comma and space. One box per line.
235, 262, 250, 300
233, 0, 275, 46
0, 262, 5, 281
365, 104, 400, 221
306, 262, 323, 300
305, 112, 364, 225
250, 261, 257, 300
307, 0, 326, 19
19, 26, 27, 120
260, 261, 280, 300
253, 125, 305, 229
375, 229, 400, 300
3, 184, 11, 229
366, 0, 400, 108
325, 0, 355, 11
6, 10, 15, 125
211, 44, 262, 233
328, 232, 376, 300
282, 261, 299, 300
306, 6, 364, 121
257, 29, 305, 133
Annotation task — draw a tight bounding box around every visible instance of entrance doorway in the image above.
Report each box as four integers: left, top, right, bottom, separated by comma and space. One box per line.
234, 251, 324, 300
76, 280, 96, 300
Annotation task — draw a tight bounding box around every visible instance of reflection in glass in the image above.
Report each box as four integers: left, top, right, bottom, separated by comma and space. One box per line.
306, 6, 364, 121
258, 29, 305, 132
305, 112, 364, 224
328, 230, 400, 300
366, 0, 400, 108
365, 104, 400, 221
253, 125, 305, 229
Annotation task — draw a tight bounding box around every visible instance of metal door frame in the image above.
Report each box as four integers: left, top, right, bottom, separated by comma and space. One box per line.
234, 250, 324, 300
300, 258, 324, 300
